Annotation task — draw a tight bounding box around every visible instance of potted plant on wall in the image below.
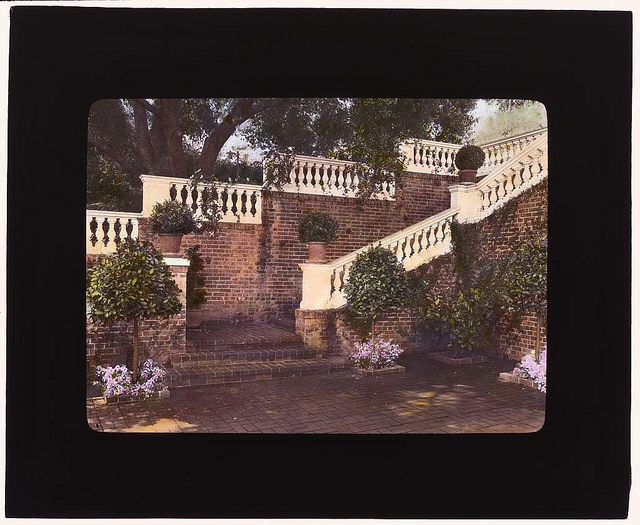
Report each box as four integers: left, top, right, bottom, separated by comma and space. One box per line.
184, 245, 207, 329
454, 145, 486, 183
298, 212, 339, 263
148, 199, 196, 254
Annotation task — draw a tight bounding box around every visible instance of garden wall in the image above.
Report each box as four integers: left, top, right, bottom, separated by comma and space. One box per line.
138, 171, 453, 322
300, 177, 549, 360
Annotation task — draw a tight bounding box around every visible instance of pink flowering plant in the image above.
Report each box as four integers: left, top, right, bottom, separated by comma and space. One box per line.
349, 336, 405, 370
93, 359, 167, 399
513, 348, 547, 393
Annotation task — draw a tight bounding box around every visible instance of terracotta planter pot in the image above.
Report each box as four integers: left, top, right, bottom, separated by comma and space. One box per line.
157, 233, 183, 254
186, 308, 202, 329
307, 242, 328, 263
458, 169, 478, 183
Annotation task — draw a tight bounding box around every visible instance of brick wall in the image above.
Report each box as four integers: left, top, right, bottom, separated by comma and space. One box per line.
296, 178, 548, 359
137, 172, 454, 322
86, 313, 187, 368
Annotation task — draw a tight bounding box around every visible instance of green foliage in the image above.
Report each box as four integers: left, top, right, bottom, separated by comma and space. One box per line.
473, 100, 547, 144
148, 200, 196, 235
421, 288, 495, 355
454, 145, 486, 170
343, 246, 411, 323
298, 212, 340, 243
184, 245, 207, 309
86, 238, 182, 324
500, 236, 547, 322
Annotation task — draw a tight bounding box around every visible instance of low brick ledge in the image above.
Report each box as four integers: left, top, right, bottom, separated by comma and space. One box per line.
498, 372, 543, 391
170, 345, 322, 366
427, 350, 488, 365
94, 389, 171, 405
352, 365, 406, 377
164, 357, 349, 388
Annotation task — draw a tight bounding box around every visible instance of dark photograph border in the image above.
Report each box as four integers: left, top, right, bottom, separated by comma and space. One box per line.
6, 6, 632, 519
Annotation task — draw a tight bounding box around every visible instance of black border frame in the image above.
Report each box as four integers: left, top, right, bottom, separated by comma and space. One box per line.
6, 7, 632, 518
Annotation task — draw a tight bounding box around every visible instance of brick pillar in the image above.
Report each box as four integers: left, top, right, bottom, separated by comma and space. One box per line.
295, 309, 334, 353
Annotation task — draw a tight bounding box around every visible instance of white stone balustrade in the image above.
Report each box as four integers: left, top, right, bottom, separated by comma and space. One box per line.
402, 128, 548, 177
299, 208, 459, 310
140, 174, 262, 224
300, 129, 548, 311
86, 210, 142, 255
280, 155, 395, 200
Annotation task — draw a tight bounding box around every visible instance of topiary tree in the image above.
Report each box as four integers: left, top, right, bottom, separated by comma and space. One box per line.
455, 145, 486, 171
500, 236, 547, 361
148, 199, 196, 234
298, 212, 339, 243
343, 245, 411, 345
87, 238, 183, 381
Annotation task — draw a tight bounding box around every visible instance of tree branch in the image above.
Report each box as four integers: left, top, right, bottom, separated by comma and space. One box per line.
87, 131, 142, 179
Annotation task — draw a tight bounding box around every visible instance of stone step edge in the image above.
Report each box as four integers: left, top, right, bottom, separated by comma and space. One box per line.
170, 346, 323, 366
186, 337, 302, 350
164, 358, 348, 388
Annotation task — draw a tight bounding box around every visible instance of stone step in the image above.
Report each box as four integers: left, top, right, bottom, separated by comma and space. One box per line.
187, 322, 301, 352
170, 345, 322, 367
163, 356, 349, 389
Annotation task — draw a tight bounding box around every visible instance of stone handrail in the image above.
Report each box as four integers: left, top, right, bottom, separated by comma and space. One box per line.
402, 127, 548, 177
86, 210, 142, 255
450, 130, 549, 223
299, 208, 459, 310
299, 129, 548, 311
280, 155, 395, 200
140, 175, 262, 224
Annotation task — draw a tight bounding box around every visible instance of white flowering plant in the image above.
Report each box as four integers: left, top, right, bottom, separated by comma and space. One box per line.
349, 337, 405, 370
513, 349, 547, 393
93, 359, 167, 399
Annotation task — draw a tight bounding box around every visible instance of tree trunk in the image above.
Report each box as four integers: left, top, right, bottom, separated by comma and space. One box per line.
132, 317, 140, 382
534, 311, 541, 362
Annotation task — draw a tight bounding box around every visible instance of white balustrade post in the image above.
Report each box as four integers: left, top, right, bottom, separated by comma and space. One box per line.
448, 183, 482, 223
140, 175, 173, 217
298, 263, 336, 310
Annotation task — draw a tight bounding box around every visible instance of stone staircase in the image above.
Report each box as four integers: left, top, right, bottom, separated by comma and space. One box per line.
163, 321, 349, 388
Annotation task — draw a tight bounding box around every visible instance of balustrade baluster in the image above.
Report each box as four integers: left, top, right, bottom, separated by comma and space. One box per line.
505, 169, 515, 193
181, 185, 188, 205
191, 187, 199, 213
416, 230, 424, 253
302, 163, 309, 186
113, 218, 122, 244
432, 223, 440, 245
424, 226, 432, 249
352, 171, 359, 190
101, 218, 110, 247
292, 164, 299, 185
338, 265, 347, 292
513, 167, 524, 188
221, 189, 229, 215
231, 190, 239, 215
240, 191, 248, 215
125, 219, 134, 239
170, 184, 177, 201
330, 269, 336, 297
250, 191, 257, 216
408, 233, 415, 258
89, 217, 98, 246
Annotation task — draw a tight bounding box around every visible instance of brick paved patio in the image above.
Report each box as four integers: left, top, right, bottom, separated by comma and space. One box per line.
87, 350, 546, 434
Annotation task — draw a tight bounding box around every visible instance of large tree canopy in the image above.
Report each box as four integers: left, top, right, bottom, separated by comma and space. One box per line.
87, 98, 478, 207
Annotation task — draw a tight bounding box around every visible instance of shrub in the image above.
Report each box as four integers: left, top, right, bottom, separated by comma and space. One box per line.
86, 239, 182, 380
349, 337, 404, 369
298, 212, 339, 243
455, 145, 486, 171
343, 245, 411, 344
149, 199, 196, 235
421, 287, 495, 357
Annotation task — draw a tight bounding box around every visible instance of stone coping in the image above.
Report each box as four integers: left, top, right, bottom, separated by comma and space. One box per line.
427, 350, 488, 365
499, 372, 544, 392
97, 389, 171, 405
352, 364, 406, 376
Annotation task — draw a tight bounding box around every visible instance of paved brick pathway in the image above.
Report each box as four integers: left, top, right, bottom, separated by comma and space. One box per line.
87, 351, 546, 434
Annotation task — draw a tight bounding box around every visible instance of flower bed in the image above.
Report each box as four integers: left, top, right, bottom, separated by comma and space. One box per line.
349, 337, 405, 375
93, 359, 169, 402
512, 350, 546, 392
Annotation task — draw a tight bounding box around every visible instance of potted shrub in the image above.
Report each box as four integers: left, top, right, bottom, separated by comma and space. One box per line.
298, 212, 339, 263
148, 199, 196, 254
454, 145, 486, 183
184, 245, 207, 328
